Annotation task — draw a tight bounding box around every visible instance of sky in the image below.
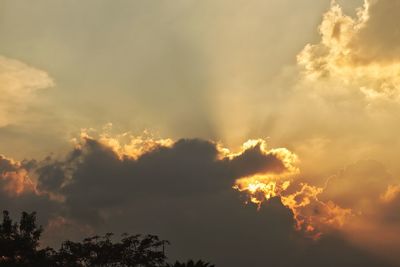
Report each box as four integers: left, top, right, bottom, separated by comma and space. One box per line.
1, 0, 400, 266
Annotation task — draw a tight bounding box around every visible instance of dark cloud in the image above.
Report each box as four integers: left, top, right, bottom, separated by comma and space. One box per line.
0, 155, 19, 172
228, 143, 287, 177
36, 161, 66, 192
34, 138, 290, 224
0, 156, 60, 225
0, 139, 397, 266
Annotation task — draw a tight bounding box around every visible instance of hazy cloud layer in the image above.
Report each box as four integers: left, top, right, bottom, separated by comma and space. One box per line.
0, 0, 334, 151
0, 56, 54, 127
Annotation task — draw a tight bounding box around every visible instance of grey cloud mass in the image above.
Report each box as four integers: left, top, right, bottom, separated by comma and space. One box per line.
0, 138, 397, 267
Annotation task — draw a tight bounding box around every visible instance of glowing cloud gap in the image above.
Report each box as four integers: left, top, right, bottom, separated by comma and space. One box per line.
233, 175, 352, 239
229, 139, 353, 238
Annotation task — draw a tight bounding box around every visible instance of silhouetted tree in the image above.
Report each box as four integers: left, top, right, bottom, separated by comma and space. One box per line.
166, 260, 215, 267
56, 233, 169, 267
0, 211, 215, 267
0, 210, 55, 266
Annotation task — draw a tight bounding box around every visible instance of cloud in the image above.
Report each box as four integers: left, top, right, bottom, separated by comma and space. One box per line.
348, 0, 400, 64
1, 2, 399, 265
263, 0, 400, 196
321, 160, 395, 209
234, 164, 352, 239
297, 0, 400, 100
0, 131, 397, 266
253, 2, 400, 262
0, 154, 60, 226
309, 159, 400, 263
0, 55, 54, 127
0, 155, 36, 196
35, 133, 296, 224
1, 130, 297, 224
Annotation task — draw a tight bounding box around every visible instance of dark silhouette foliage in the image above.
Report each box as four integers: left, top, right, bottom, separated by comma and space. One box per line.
166, 260, 215, 267
0, 211, 214, 267
0, 210, 54, 266
56, 233, 168, 267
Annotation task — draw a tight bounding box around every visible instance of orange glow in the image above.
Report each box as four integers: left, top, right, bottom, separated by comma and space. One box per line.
0, 161, 36, 196
234, 175, 352, 238
234, 175, 291, 208
219, 139, 299, 174
380, 184, 400, 203
0, 156, 62, 199
77, 127, 174, 160
218, 139, 269, 159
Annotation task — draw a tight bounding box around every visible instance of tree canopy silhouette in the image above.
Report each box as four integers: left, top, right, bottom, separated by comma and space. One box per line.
167, 260, 215, 267
0, 210, 53, 266
56, 233, 168, 267
0, 211, 215, 267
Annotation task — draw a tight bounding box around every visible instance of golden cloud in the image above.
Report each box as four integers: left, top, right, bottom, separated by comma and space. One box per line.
0, 55, 54, 126
0, 155, 36, 196
297, 0, 400, 100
